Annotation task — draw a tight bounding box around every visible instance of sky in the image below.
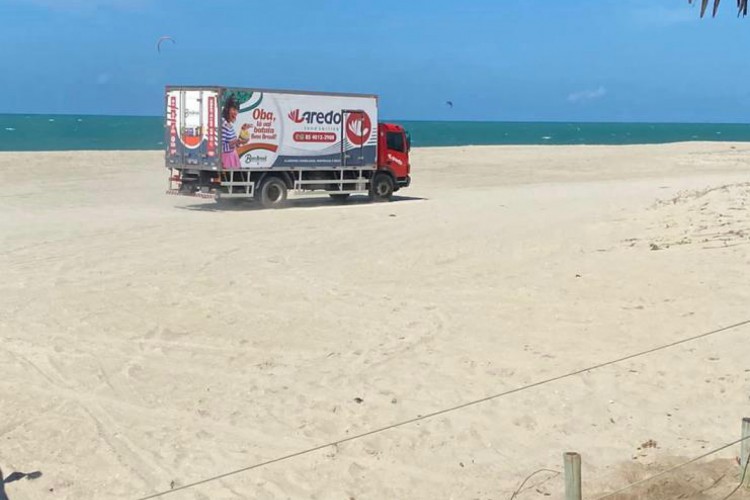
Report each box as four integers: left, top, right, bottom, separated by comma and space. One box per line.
2, 0, 750, 122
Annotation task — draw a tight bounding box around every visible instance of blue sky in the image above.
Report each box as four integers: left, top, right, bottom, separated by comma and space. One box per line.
1, 0, 750, 122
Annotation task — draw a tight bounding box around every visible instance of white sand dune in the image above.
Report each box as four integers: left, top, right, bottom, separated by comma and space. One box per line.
1, 143, 749, 499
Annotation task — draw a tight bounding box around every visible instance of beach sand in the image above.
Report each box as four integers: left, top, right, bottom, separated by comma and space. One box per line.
1, 143, 749, 499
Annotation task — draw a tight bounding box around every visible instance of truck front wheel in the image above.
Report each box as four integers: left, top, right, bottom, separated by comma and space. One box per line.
370, 173, 394, 201
258, 177, 288, 208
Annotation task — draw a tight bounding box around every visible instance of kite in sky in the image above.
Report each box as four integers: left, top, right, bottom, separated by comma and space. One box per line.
157, 36, 175, 53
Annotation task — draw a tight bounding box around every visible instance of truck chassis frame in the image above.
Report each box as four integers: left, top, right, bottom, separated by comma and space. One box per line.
166, 165, 391, 201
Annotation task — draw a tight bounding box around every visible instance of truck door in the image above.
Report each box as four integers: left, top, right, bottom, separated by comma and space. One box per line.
384, 129, 409, 178
341, 109, 367, 167
165, 88, 220, 169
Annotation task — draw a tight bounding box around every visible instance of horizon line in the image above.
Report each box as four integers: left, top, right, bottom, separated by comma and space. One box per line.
2, 112, 750, 127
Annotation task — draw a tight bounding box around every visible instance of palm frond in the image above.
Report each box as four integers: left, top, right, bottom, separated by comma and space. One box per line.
688, 0, 748, 17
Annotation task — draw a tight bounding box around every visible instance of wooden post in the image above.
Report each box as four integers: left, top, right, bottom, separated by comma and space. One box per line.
564, 452, 582, 500
742, 417, 750, 489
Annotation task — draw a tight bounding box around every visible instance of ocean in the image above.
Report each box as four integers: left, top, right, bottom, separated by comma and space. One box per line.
2, 114, 750, 151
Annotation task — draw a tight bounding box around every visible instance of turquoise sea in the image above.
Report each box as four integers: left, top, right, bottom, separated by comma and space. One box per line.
2, 114, 750, 151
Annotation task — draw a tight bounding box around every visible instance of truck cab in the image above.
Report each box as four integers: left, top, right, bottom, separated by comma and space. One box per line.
377, 123, 411, 190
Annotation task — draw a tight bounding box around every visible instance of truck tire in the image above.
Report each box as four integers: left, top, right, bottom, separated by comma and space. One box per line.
370, 172, 394, 201
258, 176, 288, 208
329, 193, 351, 202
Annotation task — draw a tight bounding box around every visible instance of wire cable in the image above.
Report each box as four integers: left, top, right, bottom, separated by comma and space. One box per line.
509, 468, 560, 500
720, 450, 750, 500
593, 435, 750, 500
135, 318, 750, 500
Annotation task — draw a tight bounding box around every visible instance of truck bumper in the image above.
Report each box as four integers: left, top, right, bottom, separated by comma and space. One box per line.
397, 176, 411, 188
166, 189, 217, 200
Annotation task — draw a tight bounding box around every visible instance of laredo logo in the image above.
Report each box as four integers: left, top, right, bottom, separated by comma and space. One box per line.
288, 109, 344, 125
345, 112, 372, 147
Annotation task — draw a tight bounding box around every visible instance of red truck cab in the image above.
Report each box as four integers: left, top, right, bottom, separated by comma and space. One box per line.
377, 123, 411, 189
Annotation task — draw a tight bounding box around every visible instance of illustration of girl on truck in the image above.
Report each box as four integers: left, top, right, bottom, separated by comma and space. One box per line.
221, 95, 250, 169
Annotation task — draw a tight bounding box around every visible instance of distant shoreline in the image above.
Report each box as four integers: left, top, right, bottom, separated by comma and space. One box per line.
0, 113, 750, 126
3, 114, 750, 151
2, 141, 750, 157
2, 111, 750, 126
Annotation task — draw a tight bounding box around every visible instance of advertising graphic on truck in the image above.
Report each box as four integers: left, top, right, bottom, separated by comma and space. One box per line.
222, 89, 378, 169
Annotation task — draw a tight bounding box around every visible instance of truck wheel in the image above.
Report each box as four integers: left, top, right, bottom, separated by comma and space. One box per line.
258, 177, 288, 208
329, 193, 351, 202
370, 173, 394, 201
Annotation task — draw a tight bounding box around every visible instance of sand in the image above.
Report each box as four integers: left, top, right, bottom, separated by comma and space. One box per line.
1, 143, 749, 500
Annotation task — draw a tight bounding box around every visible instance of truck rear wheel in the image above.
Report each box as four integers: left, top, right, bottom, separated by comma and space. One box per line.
370, 173, 394, 201
258, 177, 288, 208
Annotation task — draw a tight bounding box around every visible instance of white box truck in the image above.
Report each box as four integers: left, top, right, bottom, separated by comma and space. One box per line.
165, 86, 411, 207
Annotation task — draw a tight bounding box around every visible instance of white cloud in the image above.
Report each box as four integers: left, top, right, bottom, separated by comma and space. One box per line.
567, 86, 607, 103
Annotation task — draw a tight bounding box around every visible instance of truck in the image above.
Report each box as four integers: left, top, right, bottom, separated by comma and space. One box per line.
165, 86, 412, 208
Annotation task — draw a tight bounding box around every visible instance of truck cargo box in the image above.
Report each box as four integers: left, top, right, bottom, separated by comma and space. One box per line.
165, 86, 378, 171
